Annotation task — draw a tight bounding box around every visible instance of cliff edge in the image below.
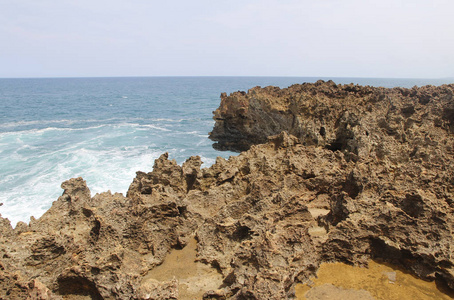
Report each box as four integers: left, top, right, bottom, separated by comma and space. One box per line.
1, 81, 453, 299
209, 80, 454, 155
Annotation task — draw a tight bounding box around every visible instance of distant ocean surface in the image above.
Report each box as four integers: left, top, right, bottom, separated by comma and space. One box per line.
1, 76, 452, 226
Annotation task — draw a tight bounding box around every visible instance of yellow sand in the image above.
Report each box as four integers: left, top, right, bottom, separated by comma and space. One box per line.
142, 237, 223, 299
296, 260, 454, 300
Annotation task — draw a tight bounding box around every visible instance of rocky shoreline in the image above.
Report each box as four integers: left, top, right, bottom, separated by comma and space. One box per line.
1, 80, 453, 299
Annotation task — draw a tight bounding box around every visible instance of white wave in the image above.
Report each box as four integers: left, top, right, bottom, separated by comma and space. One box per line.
199, 156, 216, 167
137, 124, 171, 131
17, 143, 36, 149
0, 145, 167, 226
0, 119, 74, 129
150, 118, 204, 123
0, 117, 155, 130
0, 121, 231, 227
0, 120, 173, 138
0, 125, 109, 138
150, 118, 185, 122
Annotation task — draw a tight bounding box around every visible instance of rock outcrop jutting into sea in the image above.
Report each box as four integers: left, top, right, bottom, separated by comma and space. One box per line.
1, 80, 453, 299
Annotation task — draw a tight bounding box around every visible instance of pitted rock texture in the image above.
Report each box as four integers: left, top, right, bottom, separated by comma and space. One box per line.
209, 80, 454, 156
1, 81, 454, 299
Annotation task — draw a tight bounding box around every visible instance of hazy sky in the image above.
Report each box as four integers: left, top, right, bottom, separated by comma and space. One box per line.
1, 0, 453, 78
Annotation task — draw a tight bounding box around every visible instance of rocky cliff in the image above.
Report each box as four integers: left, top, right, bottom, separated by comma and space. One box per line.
210, 80, 454, 155
1, 81, 453, 299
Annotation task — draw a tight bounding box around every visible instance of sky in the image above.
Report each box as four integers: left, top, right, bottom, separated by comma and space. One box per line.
1, 0, 453, 78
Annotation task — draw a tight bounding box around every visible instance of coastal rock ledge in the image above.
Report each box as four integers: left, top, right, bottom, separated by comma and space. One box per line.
1, 80, 454, 299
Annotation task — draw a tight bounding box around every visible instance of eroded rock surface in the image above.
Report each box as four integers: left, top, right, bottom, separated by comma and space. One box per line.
1, 81, 453, 299
210, 80, 454, 155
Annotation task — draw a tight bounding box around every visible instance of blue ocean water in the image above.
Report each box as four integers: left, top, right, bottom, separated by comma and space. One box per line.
0, 76, 452, 226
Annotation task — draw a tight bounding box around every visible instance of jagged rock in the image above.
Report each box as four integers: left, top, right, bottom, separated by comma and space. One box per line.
209, 81, 454, 291
0, 176, 198, 299
0, 81, 453, 299
210, 80, 454, 158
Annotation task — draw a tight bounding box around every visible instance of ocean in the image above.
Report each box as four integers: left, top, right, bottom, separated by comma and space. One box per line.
1, 76, 452, 226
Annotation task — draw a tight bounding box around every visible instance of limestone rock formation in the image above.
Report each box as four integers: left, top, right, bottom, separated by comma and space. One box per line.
209, 80, 454, 156
1, 81, 453, 299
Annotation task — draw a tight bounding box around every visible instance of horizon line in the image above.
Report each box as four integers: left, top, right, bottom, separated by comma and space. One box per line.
1, 75, 453, 80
